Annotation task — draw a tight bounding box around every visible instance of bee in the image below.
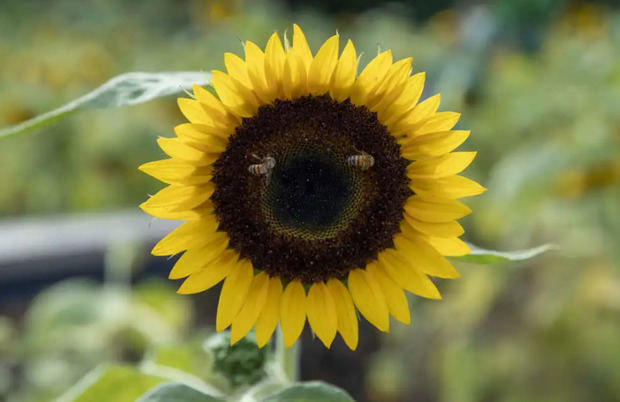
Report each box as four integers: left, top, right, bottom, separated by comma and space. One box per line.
347, 151, 374, 171
248, 154, 276, 182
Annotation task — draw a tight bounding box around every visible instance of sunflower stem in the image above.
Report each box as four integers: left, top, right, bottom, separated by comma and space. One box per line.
275, 325, 300, 383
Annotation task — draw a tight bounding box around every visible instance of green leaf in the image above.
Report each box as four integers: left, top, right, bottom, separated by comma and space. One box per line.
262, 381, 355, 402
455, 243, 557, 264
0, 71, 209, 139
241, 379, 287, 402
140, 361, 225, 399
57, 364, 164, 402
136, 382, 224, 402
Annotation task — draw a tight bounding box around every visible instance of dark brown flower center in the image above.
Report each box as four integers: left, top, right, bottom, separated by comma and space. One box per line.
211, 95, 411, 283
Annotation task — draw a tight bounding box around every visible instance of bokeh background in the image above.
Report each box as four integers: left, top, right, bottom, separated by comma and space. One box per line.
1, 0, 620, 401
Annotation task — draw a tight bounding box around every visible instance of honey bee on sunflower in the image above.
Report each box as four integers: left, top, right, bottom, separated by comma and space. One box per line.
139, 25, 485, 350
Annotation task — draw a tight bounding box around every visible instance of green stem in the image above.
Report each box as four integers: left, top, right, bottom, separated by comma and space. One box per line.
275, 325, 300, 383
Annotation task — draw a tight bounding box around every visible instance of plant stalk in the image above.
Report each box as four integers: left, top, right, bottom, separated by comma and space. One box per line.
275, 325, 300, 383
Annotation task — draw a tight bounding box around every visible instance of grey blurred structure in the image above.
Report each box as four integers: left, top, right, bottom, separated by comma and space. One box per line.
0, 211, 180, 302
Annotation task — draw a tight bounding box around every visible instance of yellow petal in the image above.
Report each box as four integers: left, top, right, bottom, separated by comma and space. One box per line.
400, 130, 470, 158
307, 34, 339, 95
347, 268, 390, 332
139, 159, 212, 185
281, 54, 295, 99
409, 175, 487, 199
157, 137, 219, 166
377, 249, 442, 299
210, 71, 243, 107
292, 24, 313, 72
404, 197, 471, 222
282, 51, 306, 100
264, 32, 286, 99
192, 84, 226, 114
140, 204, 204, 221
142, 198, 214, 220
173, 128, 229, 156
379, 72, 425, 125
393, 233, 460, 279
224, 52, 252, 88
140, 184, 214, 215
350, 50, 393, 106
151, 216, 218, 256
326, 279, 358, 350
176, 249, 238, 293
174, 122, 231, 141
280, 279, 307, 348
407, 152, 477, 179
244, 40, 273, 103
211, 70, 257, 118
216, 260, 254, 331
168, 232, 230, 279
389, 94, 441, 134
177, 98, 213, 125
366, 263, 410, 324
255, 276, 283, 348
403, 214, 465, 238
306, 282, 338, 348
329, 39, 357, 102
426, 236, 471, 256
192, 84, 239, 128
410, 112, 461, 136
230, 272, 270, 345
367, 57, 412, 111
287, 24, 311, 95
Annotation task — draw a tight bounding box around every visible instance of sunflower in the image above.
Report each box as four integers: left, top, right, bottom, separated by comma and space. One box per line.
139, 25, 485, 350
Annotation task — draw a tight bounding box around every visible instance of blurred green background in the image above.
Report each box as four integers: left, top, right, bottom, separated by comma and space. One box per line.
1, 0, 620, 401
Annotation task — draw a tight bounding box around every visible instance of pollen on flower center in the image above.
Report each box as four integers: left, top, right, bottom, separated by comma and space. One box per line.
211, 95, 411, 283
265, 150, 359, 239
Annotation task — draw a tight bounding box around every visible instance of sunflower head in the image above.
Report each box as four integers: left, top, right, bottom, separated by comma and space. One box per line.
139, 25, 485, 350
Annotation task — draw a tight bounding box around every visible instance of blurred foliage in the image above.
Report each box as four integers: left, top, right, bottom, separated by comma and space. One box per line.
1, 0, 620, 401
5, 277, 194, 402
